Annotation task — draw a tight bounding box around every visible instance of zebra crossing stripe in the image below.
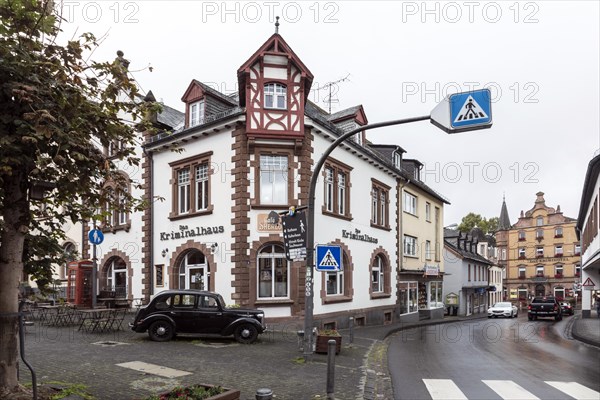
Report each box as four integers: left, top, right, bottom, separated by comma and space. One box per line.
545, 381, 600, 400
422, 379, 468, 400
483, 380, 540, 400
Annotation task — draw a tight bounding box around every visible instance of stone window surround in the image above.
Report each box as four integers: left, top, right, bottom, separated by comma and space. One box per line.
250, 146, 298, 210
321, 157, 353, 221
320, 240, 354, 304
168, 151, 214, 220
168, 240, 218, 292
369, 247, 392, 299
100, 171, 132, 233
99, 249, 134, 301
371, 178, 391, 231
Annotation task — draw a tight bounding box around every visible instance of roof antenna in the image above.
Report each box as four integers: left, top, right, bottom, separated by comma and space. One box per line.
275, 16, 280, 34
313, 74, 351, 113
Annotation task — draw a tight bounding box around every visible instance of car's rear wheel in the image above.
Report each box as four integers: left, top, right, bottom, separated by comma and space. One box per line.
510, 311, 514, 318
555, 315, 562, 321
148, 320, 174, 342
234, 323, 259, 344
528, 315, 533, 321
514, 312, 518, 318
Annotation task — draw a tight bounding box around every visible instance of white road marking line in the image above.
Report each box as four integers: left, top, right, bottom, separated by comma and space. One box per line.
546, 381, 600, 400
422, 379, 468, 400
483, 380, 540, 400
116, 361, 192, 378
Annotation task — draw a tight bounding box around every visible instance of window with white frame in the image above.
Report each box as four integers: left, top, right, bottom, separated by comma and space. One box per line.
554, 286, 565, 299
519, 247, 526, 258
536, 246, 544, 257
189, 100, 205, 127
554, 245, 563, 257
425, 202, 431, 222
371, 180, 390, 228
403, 235, 418, 257
398, 282, 418, 314
501, 248, 506, 260
536, 265, 544, 276
337, 172, 346, 215
178, 168, 191, 214
257, 244, 288, 299
425, 240, 432, 260
518, 266, 526, 278
518, 288, 528, 300
322, 159, 351, 219
264, 83, 286, 109
325, 167, 334, 212
554, 226, 563, 237
575, 264, 581, 276
326, 270, 344, 296
371, 255, 384, 293
260, 155, 288, 205
574, 244, 581, 255
555, 265, 563, 276
170, 152, 213, 219
518, 230, 526, 240
536, 229, 544, 239
195, 163, 209, 211
393, 152, 402, 169
403, 191, 417, 215
429, 281, 443, 308
536, 216, 543, 226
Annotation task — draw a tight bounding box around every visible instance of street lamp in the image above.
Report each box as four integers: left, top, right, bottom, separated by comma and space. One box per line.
302, 89, 493, 360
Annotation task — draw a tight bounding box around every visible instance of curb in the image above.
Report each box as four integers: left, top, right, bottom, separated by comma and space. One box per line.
571, 315, 600, 348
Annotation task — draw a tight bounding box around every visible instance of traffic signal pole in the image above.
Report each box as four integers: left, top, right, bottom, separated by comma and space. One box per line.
303, 115, 430, 361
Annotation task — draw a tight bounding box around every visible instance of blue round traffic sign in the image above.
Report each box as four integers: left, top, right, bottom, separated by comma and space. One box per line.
88, 229, 104, 245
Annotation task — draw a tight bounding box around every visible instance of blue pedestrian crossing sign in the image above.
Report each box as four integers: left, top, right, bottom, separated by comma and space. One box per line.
88, 229, 104, 245
315, 245, 342, 272
430, 88, 493, 134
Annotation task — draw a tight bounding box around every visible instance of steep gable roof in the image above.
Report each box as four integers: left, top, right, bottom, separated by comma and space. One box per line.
237, 33, 314, 107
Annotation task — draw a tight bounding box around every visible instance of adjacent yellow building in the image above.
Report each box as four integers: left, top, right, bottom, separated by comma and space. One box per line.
498, 192, 581, 302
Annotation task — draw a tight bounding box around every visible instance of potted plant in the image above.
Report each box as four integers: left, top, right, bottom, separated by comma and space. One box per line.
315, 329, 342, 354
147, 384, 240, 400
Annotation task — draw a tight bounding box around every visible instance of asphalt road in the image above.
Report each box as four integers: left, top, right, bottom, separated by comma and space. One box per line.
387, 314, 600, 400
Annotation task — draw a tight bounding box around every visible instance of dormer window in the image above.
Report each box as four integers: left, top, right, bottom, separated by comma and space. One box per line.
393, 152, 401, 169
264, 83, 286, 109
189, 100, 205, 127
354, 131, 364, 146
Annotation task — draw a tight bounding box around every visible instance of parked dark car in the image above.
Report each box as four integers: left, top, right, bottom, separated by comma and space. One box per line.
528, 295, 562, 321
130, 290, 266, 343
560, 301, 574, 316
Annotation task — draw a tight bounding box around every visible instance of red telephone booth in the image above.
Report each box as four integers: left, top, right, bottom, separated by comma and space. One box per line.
67, 260, 93, 307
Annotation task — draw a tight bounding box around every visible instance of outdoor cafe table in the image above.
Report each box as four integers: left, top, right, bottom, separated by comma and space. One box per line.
37, 305, 60, 325
77, 308, 112, 331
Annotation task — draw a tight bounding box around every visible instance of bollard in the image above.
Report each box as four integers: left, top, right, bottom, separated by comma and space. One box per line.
349, 316, 354, 344
326, 339, 336, 400
256, 387, 273, 400
297, 330, 304, 352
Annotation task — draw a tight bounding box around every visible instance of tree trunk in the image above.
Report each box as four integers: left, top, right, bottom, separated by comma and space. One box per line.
0, 173, 28, 392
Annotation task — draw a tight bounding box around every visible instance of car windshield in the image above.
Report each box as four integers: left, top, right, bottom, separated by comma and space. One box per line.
494, 302, 512, 307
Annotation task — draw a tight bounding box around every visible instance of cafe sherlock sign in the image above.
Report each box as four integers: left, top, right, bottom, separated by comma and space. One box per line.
160, 224, 224, 241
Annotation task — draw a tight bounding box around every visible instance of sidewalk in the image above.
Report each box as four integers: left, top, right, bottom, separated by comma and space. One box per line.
17, 311, 598, 399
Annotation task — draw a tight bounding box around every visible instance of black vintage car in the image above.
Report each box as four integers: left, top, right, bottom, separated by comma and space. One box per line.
130, 290, 266, 343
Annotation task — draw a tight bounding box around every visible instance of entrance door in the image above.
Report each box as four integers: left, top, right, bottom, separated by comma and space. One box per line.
187, 267, 206, 290
535, 284, 545, 297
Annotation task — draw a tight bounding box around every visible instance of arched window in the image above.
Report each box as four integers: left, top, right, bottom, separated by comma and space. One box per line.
105, 257, 127, 298
371, 255, 384, 293
264, 83, 286, 109
179, 250, 209, 290
257, 244, 288, 298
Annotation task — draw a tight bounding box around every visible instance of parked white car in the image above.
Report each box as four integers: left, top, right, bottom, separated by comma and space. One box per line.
487, 302, 518, 318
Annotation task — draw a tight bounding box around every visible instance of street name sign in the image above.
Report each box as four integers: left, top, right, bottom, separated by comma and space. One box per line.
281, 210, 307, 261
430, 88, 493, 133
315, 245, 342, 272
88, 229, 104, 245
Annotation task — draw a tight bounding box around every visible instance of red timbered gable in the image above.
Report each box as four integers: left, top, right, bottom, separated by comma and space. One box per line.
237, 34, 314, 140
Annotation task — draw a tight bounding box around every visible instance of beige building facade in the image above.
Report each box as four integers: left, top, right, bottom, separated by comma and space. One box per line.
499, 192, 581, 303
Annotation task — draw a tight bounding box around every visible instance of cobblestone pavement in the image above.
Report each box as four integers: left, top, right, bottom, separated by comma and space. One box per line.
17, 311, 597, 399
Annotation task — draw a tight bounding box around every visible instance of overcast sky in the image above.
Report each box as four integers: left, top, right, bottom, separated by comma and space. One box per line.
59, 0, 600, 226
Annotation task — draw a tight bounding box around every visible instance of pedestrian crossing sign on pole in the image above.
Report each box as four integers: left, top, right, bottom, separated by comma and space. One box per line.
315, 245, 342, 272
430, 88, 493, 134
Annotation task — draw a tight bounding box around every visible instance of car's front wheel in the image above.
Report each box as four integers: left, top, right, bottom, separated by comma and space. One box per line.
148, 320, 174, 342
234, 323, 259, 344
